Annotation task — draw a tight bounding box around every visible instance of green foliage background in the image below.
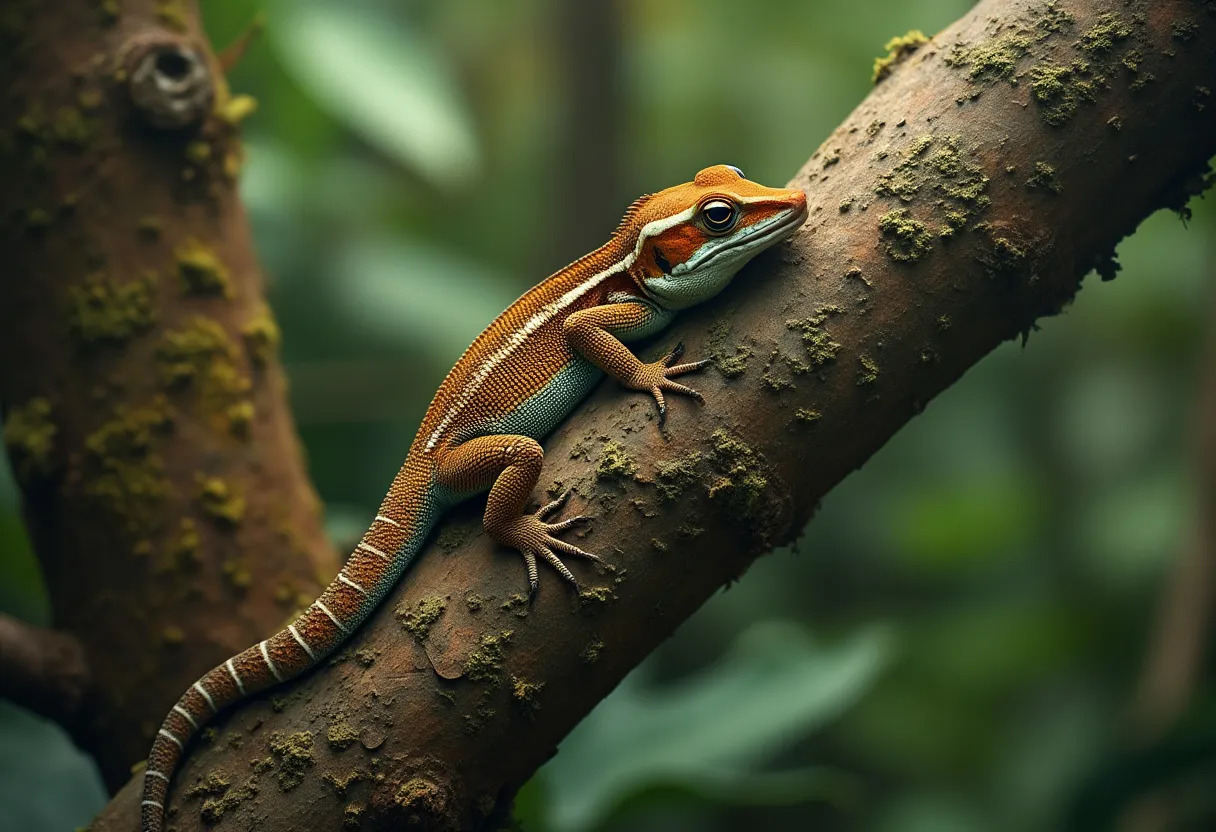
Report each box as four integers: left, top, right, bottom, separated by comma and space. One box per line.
2, 1, 1214, 829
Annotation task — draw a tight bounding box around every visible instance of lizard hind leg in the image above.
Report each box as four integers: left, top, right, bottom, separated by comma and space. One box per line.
434, 435, 597, 594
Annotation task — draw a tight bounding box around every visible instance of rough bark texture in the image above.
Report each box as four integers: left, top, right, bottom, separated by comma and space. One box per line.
39, 0, 1216, 828
0, 0, 339, 790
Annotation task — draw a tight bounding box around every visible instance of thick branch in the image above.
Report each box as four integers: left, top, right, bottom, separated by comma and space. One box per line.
91, 0, 1215, 829
0, 0, 339, 787
0, 613, 89, 730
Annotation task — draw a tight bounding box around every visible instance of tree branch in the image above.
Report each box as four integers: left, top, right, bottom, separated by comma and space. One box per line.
0, 613, 89, 731
0, 0, 339, 788
80, 0, 1215, 828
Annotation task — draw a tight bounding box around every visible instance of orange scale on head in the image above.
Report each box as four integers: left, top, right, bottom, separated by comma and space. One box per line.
651, 223, 707, 264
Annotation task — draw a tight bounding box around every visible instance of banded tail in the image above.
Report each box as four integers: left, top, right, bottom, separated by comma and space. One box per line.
141, 478, 438, 832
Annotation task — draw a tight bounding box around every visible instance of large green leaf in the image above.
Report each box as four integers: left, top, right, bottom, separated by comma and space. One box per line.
534, 620, 893, 831
268, 2, 480, 190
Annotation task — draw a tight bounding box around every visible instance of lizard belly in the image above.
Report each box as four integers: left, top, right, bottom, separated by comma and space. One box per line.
487, 355, 604, 441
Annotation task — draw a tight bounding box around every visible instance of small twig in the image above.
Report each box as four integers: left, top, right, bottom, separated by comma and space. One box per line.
218, 12, 266, 74
1131, 286, 1216, 741
0, 612, 90, 732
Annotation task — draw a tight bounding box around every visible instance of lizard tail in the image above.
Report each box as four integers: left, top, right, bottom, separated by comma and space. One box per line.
141, 476, 439, 832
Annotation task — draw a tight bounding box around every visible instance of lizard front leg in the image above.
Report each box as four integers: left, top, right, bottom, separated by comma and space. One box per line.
434, 435, 598, 593
564, 301, 709, 424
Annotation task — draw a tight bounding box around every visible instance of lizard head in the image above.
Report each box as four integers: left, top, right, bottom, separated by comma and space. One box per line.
622, 164, 808, 310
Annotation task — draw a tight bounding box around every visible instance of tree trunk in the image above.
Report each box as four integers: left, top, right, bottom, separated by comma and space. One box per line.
0, 0, 339, 790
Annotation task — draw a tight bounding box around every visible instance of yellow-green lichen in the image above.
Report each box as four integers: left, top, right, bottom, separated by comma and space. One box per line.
1029, 60, 1100, 126
51, 106, 92, 148
945, 2, 1073, 83
3, 397, 57, 481
157, 517, 200, 573
326, 718, 359, 751
156, 317, 252, 433
222, 558, 252, 590
713, 345, 752, 379
873, 30, 929, 83
1077, 12, 1131, 53
512, 676, 544, 717
579, 585, 618, 607
226, 400, 254, 439
218, 94, 258, 126
93, 0, 120, 25
199, 776, 258, 823
186, 769, 231, 799
1025, 161, 1062, 194
241, 307, 281, 367
706, 429, 770, 526
795, 408, 822, 425
465, 593, 484, 613
786, 306, 844, 368
1172, 20, 1199, 43
156, 317, 235, 386
501, 593, 530, 618
874, 135, 990, 232
137, 215, 162, 241
857, 354, 881, 386
184, 139, 211, 166
354, 647, 377, 667
82, 402, 172, 540
396, 596, 448, 640
197, 476, 245, 526
653, 451, 702, 502
580, 638, 604, 664
651, 538, 668, 553
464, 630, 513, 683
596, 441, 637, 481
394, 777, 445, 816
67, 273, 157, 346
878, 209, 934, 262
175, 238, 232, 298
973, 222, 1036, 279
267, 731, 314, 791
946, 33, 1033, 81
155, 0, 188, 32
323, 769, 363, 796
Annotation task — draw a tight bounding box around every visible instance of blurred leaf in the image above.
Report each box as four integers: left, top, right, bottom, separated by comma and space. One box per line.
0, 702, 106, 832
887, 471, 1041, 573
535, 620, 892, 832
328, 235, 514, 363
268, 2, 480, 190
874, 792, 989, 832
0, 449, 46, 623
1076, 467, 1188, 590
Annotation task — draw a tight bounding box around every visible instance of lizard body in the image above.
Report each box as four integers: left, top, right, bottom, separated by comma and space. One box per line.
141, 165, 806, 830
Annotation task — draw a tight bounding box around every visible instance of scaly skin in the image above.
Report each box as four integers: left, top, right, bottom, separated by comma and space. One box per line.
140, 165, 807, 830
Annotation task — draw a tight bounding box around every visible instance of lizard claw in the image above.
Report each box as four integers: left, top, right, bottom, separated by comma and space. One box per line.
663, 341, 686, 367
503, 498, 599, 595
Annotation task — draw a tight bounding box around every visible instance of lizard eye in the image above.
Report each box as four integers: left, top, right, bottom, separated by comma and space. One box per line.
725, 164, 744, 178
700, 199, 737, 234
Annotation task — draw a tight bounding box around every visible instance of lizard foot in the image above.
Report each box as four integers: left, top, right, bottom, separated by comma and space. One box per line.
496, 491, 598, 596
628, 341, 711, 426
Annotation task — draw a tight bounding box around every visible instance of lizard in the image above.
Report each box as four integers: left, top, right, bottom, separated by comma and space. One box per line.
140, 164, 807, 830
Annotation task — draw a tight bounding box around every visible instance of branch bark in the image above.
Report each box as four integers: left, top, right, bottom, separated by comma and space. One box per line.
0, 0, 339, 789
0, 613, 89, 730
74, 0, 1216, 828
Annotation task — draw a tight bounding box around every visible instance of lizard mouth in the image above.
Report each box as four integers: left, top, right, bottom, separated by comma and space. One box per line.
677, 203, 808, 274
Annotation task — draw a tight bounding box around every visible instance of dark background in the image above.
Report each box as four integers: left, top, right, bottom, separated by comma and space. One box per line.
2, 1, 1213, 829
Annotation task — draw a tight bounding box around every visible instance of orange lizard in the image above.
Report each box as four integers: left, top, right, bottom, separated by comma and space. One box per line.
141, 164, 807, 829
